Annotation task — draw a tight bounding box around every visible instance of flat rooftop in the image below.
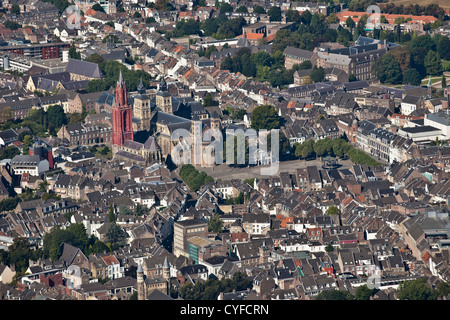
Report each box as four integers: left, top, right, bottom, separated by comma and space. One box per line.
400, 125, 441, 134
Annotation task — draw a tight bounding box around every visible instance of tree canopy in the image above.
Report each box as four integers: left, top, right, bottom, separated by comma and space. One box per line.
179, 272, 252, 300
250, 105, 281, 131
179, 164, 214, 192
85, 60, 152, 93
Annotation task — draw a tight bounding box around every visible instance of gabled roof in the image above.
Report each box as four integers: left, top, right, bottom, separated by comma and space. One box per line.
65, 59, 102, 79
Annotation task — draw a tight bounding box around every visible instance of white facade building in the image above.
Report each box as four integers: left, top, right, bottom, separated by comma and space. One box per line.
10, 155, 49, 176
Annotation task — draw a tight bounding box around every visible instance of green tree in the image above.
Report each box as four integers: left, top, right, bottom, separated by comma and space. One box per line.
403, 68, 422, 86
118, 204, 133, 215
105, 223, 129, 249
436, 282, 450, 298
337, 28, 352, 46
11, 4, 20, 15
68, 43, 81, 60
442, 75, 447, 89
38, 181, 49, 192
4, 238, 37, 272
179, 164, 214, 192
86, 53, 105, 65
295, 139, 315, 159
0, 145, 20, 160
219, 2, 233, 13
129, 292, 138, 300
326, 206, 340, 215
102, 35, 119, 44
267, 6, 281, 22
434, 34, 450, 59
204, 45, 218, 59
327, 13, 339, 24
286, 9, 301, 24
4, 21, 21, 30
67, 223, 89, 251
355, 284, 379, 300
410, 34, 435, 53
146, 17, 156, 24
46, 105, 67, 135
92, 3, 105, 12
235, 6, 248, 13
253, 50, 273, 67
230, 108, 246, 120
253, 6, 266, 14
134, 204, 149, 216
390, 46, 412, 73
208, 214, 223, 233
424, 51, 442, 76
372, 53, 403, 84
202, 92, 218, 107
398, 278, 438, 300
345, 17, 355, 29
325, 243, 334, 253
108, 203, 116, 223
310, 67, 325, 83
301, 10, 312, 25
316, 290, 354, 300
0, 197, 20, 212
88, 239, 110, 255
22, 135, 34, 155
250, 105, 280, 131
293, 60, 312, 71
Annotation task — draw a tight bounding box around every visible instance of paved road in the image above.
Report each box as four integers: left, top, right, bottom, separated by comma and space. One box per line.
198, 158, 354, 180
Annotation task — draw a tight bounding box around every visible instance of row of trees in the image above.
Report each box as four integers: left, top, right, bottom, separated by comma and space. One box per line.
294, 137, 380, 166
179, 164, 214, 192
341, 0, 446, 20
164, 14, 247, 40
316, 278, 450, 300
178, 272, 252, 300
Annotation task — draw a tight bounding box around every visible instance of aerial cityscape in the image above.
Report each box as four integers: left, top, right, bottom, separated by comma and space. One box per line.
0, 0, 449, 303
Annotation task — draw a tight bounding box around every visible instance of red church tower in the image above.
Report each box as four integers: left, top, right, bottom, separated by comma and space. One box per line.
112, 70, 133, 147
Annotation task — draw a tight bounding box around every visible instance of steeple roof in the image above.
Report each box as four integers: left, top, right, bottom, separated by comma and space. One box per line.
118, 70, 124, 85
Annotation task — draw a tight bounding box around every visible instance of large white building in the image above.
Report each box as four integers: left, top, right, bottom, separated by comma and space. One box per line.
10, 155, 49, 176
398, 126, 444, 144
424, 111, 450, 140
401, 95, 423, 116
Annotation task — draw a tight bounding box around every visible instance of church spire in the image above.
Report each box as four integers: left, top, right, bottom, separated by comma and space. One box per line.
159, 76, 167, 92
118, 69, 124, 86
137, 76, 145, 94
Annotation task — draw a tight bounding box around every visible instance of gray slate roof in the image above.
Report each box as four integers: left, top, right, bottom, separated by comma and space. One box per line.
65, 59, 102, 79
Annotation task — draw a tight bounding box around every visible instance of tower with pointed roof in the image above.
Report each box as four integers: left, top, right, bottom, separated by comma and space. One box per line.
163, 256, 170, 282
259, 240, 270, 264
137, 262, 146, 300
133, 76, 153, 131
112, 70, 134, 150
156, 76, 173, 114
210, 110, 221, 131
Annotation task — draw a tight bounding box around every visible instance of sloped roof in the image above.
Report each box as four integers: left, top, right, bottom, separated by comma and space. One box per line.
65, 59, 102, 79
